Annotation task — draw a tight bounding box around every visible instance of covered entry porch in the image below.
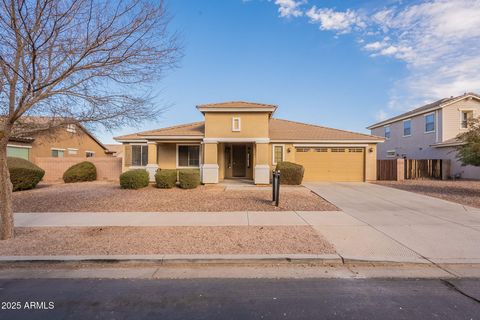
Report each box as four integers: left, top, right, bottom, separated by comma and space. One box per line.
202, 139, 270, 185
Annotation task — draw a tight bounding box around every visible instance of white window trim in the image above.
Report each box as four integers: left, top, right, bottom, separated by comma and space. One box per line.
424, 112, 435, 134
51, 148, 66, 151
460, 109, 475, 130
232, 117, 241, 132
402, 119, 412, 137
131, 144, 148, 167
384, 125, 391, 140
272, 144, 285, 165
7, 144, 32, 149
66, 124, 76, 133
386, 150, 396, 158
176, 144, 201, 169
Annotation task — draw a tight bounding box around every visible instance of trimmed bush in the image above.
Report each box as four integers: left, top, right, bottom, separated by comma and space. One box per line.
155, 169, 177, 188
178, 169, 200, 189
275, 161, 304, 185
119, 169, 149, 189
63, 161, 97, 183
7, 157, 45, 191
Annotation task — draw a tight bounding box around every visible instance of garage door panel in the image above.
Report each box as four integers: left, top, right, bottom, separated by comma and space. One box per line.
296, 147, 364, 182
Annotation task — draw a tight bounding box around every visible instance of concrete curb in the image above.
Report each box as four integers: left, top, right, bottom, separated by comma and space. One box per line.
0, 254, 343, 265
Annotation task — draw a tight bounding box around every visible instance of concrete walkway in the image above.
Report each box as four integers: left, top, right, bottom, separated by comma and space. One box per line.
15, 211, 340, 227
304, 182, 480, 264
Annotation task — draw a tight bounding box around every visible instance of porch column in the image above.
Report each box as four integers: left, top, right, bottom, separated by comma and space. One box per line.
254, 141, 270, 184
202, 142, 219, 183
146, 142, 158, 182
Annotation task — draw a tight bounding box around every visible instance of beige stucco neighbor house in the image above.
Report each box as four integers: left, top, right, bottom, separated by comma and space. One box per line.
7, 119, 112, 162
115, 102, 383, 184
368, 93, 480, 179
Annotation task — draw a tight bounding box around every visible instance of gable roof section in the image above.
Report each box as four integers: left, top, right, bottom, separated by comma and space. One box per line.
114, 121, 205, 141
270, 119, 382, 141
368, 92, 480, 129
115, 119, 381, 142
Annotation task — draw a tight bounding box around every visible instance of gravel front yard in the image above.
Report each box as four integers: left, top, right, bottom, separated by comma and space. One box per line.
0, 226, 335, 255
374, 180, 480, 208
13, 182, 338, 212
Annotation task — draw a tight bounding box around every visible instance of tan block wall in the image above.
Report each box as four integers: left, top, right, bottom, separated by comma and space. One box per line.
30, 127, 107, 160
36, 157, 122, 182
255, 143, 269, 165
157, 143, 177, 169
147, 143, 158, 164
204, 112, 269, 138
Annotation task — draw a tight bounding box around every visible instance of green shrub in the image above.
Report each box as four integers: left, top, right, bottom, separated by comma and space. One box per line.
155, 169, 177, 188
275, 161, 304, 185
7, 157, 45, 191
119, 169, 149, 189
178, 169, 200, 189
63, 161, 97, 183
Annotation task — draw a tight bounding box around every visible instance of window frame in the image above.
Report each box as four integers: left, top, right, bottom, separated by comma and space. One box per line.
131, 144, 148, 167
424, 113, 435, 133
85, 151, 95, 158
386, 150, 396, 158
272, 144, 285, 165
51, 148, 65, 158
176, 144, 201, 169
461, 110, 474, 129
232, 117, 241, 132
384, 125, 391, 140
403, 119, 412, 137
7, 144, 31, 160
66, 124, 77, 133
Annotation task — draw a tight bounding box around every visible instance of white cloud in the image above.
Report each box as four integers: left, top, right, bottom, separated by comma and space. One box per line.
306, 6, 365, 34
375, 109, 389, 121
274, 0, 304, 18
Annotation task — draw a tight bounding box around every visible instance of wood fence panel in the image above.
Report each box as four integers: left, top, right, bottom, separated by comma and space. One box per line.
35, 157, 122, 182
377, 159, 400, 180
405, 159, 442, 180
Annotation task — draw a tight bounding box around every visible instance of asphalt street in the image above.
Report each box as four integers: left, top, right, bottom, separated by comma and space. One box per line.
0, 278, 479, 319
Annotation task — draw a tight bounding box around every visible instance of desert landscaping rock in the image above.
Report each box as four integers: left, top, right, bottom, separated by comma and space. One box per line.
0, 226, 336, 255
375, 180, 480, 209
13, 182, 338, 212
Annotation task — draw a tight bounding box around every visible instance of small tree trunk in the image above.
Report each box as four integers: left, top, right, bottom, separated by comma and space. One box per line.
0, 137, 14, 240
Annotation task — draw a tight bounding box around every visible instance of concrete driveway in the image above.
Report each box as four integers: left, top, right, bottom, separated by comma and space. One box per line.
304, 182, 480, 265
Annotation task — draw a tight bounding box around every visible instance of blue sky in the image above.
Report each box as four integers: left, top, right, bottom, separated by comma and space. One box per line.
102, 0, 480, 143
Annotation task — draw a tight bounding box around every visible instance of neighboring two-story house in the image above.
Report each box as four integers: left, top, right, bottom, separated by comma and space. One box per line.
7, 118, 112, 162
368, 93, 480, 179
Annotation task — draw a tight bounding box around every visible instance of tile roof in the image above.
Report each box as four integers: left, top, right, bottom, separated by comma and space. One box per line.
269, 119, 381, 141
368, 92, 480, 129
114, 121, 205, 140
115, 119, 381, 142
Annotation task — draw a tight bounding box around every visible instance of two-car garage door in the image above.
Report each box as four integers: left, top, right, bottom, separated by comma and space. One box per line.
295, 147, 365, 182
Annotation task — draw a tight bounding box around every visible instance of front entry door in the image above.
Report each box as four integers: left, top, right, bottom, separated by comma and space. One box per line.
232, 145, 247, 177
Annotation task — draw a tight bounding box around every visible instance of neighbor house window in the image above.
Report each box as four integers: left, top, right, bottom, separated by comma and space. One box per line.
403, 119, 411, 136
7, 145, 30, 160
461, 111, 473, 128
132, 145, 148, 166
425, 113, 435, 133
178, 145, 200, 167
66, 124, 76, 133
68, 148, 78, 155
86, 151, 95, 158
384, 126, 391, 140
51, 149, 64, 157
387, 150, 396, 158
232, 117, 241, 132
272, 145, 284, 165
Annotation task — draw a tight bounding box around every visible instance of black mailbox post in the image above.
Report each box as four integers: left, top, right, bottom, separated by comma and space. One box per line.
272, 170, 281, 207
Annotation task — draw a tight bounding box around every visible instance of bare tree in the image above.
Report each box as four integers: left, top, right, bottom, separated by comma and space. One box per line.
0, 0, 181, 239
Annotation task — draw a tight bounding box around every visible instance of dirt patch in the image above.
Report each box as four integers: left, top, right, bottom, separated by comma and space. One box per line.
0, 226, 336, 255
374, 180, 480, 208
13, 182, 338, 212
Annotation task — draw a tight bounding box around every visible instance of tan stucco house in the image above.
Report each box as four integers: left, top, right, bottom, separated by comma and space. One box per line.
7, 119, 111, 162
368, 93, 480, 179
115, 102, 383, 184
